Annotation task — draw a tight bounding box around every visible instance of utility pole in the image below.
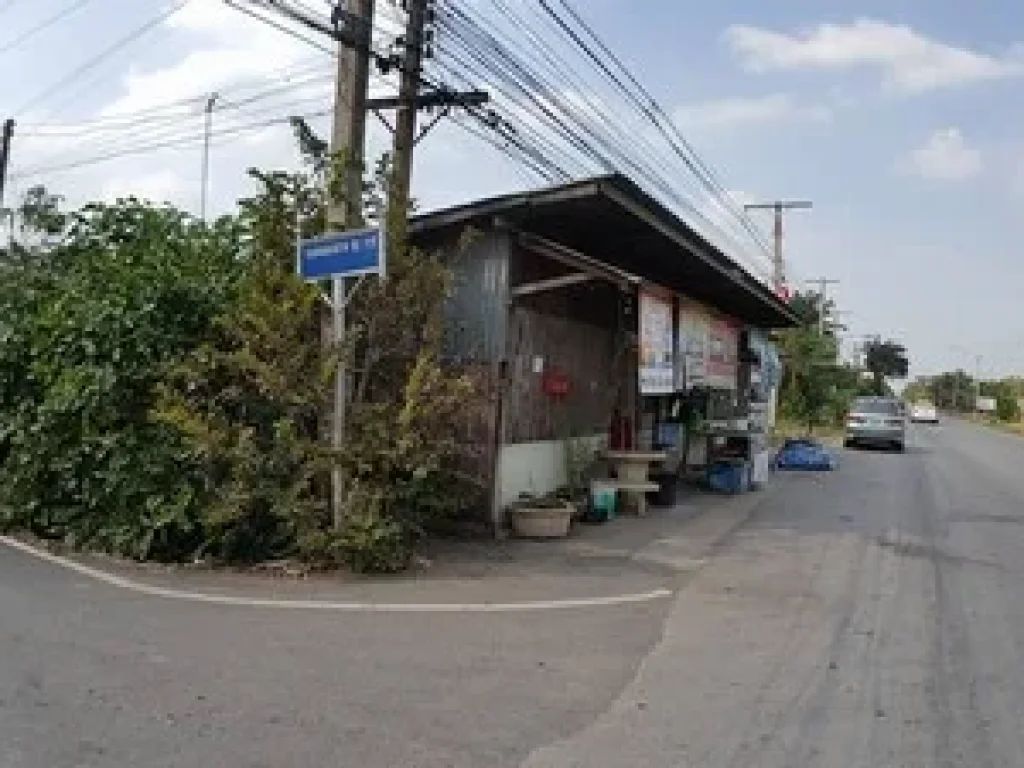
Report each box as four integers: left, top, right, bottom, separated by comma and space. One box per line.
328, 0, 375, 529
0, 119, 14, 213
200, 93, 218, 222
744, 199, 812, 297
391, 0, 429, 228
225, 0, 486, 529
806, 277, 840, 334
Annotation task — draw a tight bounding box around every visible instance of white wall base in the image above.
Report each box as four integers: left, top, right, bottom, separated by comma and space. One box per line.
495, 435, 606, 512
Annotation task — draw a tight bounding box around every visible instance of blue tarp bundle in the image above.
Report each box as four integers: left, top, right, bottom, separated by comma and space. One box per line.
774, 438, 837, 471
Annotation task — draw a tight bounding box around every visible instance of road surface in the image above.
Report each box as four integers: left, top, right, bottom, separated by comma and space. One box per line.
4, 419, 1024, 767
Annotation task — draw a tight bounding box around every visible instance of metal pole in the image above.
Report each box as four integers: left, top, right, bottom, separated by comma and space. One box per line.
328, 0, 375, 529
201, 93, 218, 221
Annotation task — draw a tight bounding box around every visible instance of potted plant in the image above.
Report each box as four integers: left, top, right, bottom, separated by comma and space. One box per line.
508, 493, 574, 539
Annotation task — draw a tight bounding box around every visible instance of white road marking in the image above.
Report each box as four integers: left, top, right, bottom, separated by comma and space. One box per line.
0, 535, 673, 613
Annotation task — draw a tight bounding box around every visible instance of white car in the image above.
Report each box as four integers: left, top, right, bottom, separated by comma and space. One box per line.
909, 402, 939, 424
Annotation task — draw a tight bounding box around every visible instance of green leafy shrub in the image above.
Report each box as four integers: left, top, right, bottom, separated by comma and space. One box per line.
996, 394, 1021, 423
336, 485, 413, 574
0, 199, 242, 559
152, 172, 333, 563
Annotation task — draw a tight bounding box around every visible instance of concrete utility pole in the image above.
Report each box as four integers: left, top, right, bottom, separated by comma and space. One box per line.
0, 119, 14, 213
806, 277, 840, 334
390, 0, 429, 227
200, 93, 218, 222
329, 0, 375, 529
744, 200, 812, 296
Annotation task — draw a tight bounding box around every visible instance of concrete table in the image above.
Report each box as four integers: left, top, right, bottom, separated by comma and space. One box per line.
603, 451, 668, 516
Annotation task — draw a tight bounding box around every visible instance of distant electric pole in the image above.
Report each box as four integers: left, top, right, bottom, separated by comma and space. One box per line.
806, 277, 840, 333
744, 199, 812, 296
0, 118, 14, 212
200, 93, 218, 221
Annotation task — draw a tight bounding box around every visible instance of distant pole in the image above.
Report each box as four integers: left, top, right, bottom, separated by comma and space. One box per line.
0, 118, 14, 212
200, 93, 218, 221
744, 199, 812, 296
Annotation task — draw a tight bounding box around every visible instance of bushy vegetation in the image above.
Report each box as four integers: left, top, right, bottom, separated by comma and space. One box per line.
0, 155, 484, 571
774, 291, 881, 435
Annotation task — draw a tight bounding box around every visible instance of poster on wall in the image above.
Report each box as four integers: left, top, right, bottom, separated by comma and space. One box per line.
677, 299, 710, 390
639, 289, 674, 395
706, 317, 740, 389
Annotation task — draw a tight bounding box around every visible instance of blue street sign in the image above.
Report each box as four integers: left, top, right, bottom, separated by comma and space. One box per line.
297, 226, 385, 281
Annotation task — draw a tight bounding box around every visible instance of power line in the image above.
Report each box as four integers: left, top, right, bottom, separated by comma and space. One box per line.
15, 0, 192, 116
9, 108, 331, 180
536, 0, 775, 268
19, 57, 332, 133
0, 0, 98, 58
429, 0, 775, 280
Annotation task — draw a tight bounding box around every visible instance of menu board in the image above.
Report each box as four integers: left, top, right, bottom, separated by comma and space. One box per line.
677, 299, 711, 390
638, 289, 674, 395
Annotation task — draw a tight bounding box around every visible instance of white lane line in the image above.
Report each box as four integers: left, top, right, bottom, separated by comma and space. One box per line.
0, 535, 673, 613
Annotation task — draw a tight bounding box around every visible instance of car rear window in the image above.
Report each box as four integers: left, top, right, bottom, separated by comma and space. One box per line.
852, 399, 901, 415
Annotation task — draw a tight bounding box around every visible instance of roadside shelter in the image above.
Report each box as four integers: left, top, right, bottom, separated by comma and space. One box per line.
410, 173, 798, 531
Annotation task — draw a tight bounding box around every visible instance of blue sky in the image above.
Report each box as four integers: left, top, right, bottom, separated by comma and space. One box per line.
2, 0, 1023, 378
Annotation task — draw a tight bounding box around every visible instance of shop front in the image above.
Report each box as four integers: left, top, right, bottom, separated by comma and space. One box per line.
411, 173, 797, 532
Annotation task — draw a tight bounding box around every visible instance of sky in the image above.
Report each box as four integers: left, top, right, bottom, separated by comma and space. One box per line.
2, 0, 1023, 379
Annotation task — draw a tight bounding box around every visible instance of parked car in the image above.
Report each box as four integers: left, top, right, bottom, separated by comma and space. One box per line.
845, 396, 907, 451
909, 401, 939, 424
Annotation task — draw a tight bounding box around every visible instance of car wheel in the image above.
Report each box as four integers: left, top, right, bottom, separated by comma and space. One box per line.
843, 439, 855, 449
894, 442, 905, 453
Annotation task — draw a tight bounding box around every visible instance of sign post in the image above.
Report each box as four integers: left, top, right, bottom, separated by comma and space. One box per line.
298, 225, 386, 526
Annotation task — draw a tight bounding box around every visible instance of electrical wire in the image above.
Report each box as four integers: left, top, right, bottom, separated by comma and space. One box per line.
433, 1, 768, 274
15, 0, 193, 116
539, 0, 776, 266
0, 0, 98, 59
430, 0, 777, 281
10, 108, 332, 181
19, 57, 333, 133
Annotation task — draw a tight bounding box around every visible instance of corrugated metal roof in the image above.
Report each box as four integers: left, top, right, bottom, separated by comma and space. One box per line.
410, 174, 798, 329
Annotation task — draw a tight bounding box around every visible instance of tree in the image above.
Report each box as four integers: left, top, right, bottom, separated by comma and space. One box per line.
775, 301, 844, 433
0, 198, 242, 558
927, 370, 973, 411
787, 290, 843, 336
864, 339, 909, 396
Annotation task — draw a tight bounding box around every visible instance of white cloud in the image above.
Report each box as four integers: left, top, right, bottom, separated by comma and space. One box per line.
675, 93, 831, 128
101, 1, 322, 118
725, 19, 1023, 94
903, 128, 982, 180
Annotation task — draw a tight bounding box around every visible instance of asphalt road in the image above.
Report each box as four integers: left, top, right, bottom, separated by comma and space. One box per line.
5, 419, 1024, 767
525, 419, 1024, 767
